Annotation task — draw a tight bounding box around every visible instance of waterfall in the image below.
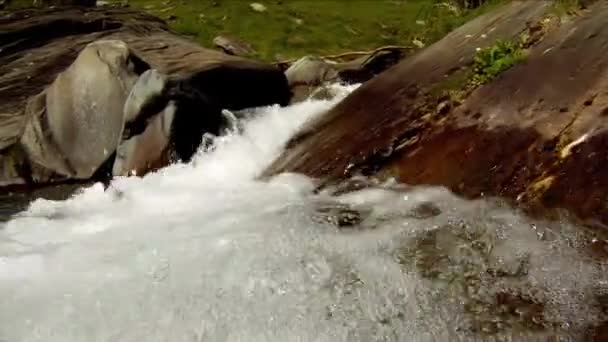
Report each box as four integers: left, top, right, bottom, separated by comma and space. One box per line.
0, 83, 604, 341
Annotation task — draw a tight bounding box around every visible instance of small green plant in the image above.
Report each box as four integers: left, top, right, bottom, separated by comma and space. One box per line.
471, 39, 525, 86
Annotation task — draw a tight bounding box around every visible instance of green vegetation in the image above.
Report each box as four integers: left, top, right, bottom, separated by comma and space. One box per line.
123, 0, 506, 61
470, 39, 526, 86
551, 0, 585, 17
429, 37, 527, 106
425, 35, 529, 119
3, 0, 505, 61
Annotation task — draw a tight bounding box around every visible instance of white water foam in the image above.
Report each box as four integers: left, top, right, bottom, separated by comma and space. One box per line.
0, 84, 606, 342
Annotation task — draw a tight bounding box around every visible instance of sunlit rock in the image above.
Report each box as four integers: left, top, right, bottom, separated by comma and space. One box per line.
0, 8, 290, 188
113, 67, 176, 178
265, 1, 608, 227
285, 50, 406, 104
285, 56, 339, 104
20, 39, 145, 180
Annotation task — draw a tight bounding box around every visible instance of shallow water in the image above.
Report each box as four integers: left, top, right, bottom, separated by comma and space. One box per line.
0, 184, 87, 222
1, 84, 606, 342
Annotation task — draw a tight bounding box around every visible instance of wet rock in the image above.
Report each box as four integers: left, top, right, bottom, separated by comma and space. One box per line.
0, 146, 28, 187
285, 56, 339, 104
114, 56, 287, 174
113, 69, 174, 176
589, 239, 608, 261
265, 2, 608, 227
284, 48, 406, 103
266, 0, 549, 177
20, 40, 144, 181
122, 69, 169, 131
587, 322, 608, 342
406, 201, 442, 219
336, 47, 407, 83
312, 203, 363, 228
597, 292, 608, 315
394, 221, 562, 337
213, 35, 256, 57
486, 254, 530, 277
0, 7, 290, 188
325, 176, 381, 196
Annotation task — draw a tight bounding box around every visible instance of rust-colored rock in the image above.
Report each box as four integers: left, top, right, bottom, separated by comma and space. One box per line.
265, 1, 608, 228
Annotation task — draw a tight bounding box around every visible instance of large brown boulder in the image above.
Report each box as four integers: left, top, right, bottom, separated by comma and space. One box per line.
0, 7, 290, 188
265, 1, 608, 228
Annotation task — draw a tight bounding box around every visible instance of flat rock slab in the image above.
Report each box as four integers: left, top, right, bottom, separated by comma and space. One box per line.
264, 2, 608, 228
266, 1, 550, 178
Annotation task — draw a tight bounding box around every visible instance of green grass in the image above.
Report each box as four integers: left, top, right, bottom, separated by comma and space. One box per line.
470, 39, 526, 86
2, 0, 506, 62
429, 36, 527, 107
143, 0, 506, 61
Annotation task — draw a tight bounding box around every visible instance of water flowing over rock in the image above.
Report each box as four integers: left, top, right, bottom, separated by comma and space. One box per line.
284, 48, 407, 104
285, 56, 340, 103
265, 1, 608, 228
0, 7, 290, 188
1, 87, 606, 341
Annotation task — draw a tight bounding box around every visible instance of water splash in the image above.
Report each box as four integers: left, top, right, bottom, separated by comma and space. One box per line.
0, 83, 606, 342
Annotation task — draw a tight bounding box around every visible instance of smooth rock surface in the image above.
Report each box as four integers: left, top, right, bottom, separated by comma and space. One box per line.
20, 39, 143, 180
113, 69, 174, 177
284, 48, 407, 104
267, 0, 550, 178
263, 2, 608, 227
285, 56, 339, 103
0, 7, 290, 188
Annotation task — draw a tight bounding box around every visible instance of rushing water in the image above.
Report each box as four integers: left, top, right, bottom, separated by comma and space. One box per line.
0, 84, 606, 342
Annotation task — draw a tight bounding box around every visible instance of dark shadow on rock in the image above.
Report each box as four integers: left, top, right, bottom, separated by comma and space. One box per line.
165, 79, 224, 163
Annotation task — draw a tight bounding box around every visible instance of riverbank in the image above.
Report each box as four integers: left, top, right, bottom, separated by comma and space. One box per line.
3, 0, 506, 61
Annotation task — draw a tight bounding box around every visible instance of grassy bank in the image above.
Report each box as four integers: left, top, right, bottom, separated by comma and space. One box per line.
4, 0, 507, 61
122, 0, 505, 61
